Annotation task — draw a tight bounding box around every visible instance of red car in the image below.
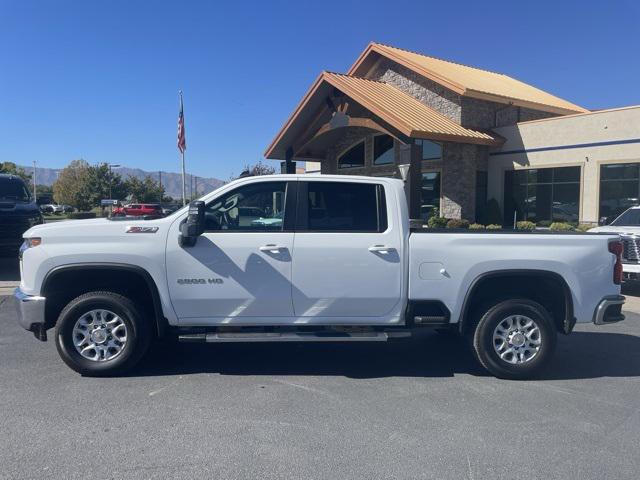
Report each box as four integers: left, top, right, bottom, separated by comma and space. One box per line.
112, 203, 163, 217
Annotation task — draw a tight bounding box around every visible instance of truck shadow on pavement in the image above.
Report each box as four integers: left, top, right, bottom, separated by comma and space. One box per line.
132, 329, 640, 380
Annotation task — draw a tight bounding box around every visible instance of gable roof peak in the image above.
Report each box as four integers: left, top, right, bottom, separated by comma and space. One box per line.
370, 42, 505, 77
350, 42, 588, 115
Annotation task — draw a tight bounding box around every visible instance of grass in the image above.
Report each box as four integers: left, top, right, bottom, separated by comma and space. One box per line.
42, 213, 70, 221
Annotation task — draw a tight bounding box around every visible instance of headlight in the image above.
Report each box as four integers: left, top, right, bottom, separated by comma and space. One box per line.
25, 237, 42, 248
19, 237, 42, 258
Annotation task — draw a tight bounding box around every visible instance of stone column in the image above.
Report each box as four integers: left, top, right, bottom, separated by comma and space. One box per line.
441, 143, 483, 220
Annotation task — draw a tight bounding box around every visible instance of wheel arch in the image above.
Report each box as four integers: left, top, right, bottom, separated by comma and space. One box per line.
41, 263, 169, 338
458, 269, 575, 335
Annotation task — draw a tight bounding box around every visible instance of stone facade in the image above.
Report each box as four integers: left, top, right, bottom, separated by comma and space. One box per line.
369, 59, 462, 123
440, 143, 489, 220
462, 97, 558, 129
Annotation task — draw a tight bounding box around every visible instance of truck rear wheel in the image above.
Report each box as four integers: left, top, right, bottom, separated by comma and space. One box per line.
55, 291, 151, 376
469, 299, 557, 380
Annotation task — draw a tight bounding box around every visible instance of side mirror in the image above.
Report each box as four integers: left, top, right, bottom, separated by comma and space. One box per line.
179, 201, 205, 247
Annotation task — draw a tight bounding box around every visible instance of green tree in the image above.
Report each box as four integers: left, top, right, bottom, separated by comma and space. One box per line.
229, 161, 276, 181
35, 184, 53, 196
0, 162, 32, 182
35, 184, 54, 203
87, 163, 126, 204
124, 175, 165, 203
53, 159, 92, 211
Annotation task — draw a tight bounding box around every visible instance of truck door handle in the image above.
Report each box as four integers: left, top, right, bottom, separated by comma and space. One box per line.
368, 244, 393, 254
259, 244, 286, 253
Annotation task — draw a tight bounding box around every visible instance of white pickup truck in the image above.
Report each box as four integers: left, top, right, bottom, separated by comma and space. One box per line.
13, 174, 625, 379
589, 206, 640, 281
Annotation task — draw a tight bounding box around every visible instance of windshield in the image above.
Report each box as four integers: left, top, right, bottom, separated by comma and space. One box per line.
0, 177, 31, 201
610, 208, 640, 226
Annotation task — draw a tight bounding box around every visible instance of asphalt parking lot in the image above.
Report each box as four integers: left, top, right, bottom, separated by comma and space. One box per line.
1, 287, 640, 480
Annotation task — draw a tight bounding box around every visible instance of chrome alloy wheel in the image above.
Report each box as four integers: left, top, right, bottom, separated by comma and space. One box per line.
492, 315, 541, 365
72, 309, 128, 362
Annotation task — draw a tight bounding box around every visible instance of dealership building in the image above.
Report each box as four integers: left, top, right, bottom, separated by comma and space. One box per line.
265, 42, 640, 225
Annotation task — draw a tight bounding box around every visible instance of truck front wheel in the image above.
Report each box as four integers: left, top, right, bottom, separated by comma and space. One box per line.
55, 291, 151, 376
469, 299, 557, 380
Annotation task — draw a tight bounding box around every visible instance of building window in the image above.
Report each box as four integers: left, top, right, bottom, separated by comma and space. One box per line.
338, 141, 365, 169
475, 171, 488, 223
415, 139, 442, 160
504, 167, 580, 225
373, 135, 394, 165
599, 163, 640, 223
420, 171, 441, 220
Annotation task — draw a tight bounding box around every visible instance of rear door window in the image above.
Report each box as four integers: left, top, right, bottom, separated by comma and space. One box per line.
301, 182, 387, 232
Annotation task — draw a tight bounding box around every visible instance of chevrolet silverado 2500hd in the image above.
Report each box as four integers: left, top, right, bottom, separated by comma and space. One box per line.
13, 175, 625, 379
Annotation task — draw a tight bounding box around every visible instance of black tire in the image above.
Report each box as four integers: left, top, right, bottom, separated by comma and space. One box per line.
468, 299, 557, 380
55, 291, 151, 376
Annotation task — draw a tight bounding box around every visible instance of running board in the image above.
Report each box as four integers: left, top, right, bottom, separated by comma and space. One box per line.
178, 331, 410, 343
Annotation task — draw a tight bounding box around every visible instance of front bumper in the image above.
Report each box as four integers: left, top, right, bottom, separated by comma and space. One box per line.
593, 295, 625, 325
622, 263, 640, 281
13, 288, 47, 339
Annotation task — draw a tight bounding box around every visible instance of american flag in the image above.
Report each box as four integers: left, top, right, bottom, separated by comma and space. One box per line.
177, 92, 186, 154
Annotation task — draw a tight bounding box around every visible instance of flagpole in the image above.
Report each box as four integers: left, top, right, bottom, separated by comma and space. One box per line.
178, 90, 187, 207
181, 150, 186, 206
179, 90, 187, 206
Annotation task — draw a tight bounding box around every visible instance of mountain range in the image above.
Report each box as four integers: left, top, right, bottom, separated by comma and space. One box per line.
20, 165, 225, 200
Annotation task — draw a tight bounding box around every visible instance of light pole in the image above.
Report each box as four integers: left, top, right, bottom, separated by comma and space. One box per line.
107, 163, 121, 217
107, 163, 121, 199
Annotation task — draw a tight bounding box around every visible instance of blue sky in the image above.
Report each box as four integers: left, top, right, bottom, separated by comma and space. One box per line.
1, 0, 639, 180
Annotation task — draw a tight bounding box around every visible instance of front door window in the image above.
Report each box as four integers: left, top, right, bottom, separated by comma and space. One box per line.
204, 182, 286, 231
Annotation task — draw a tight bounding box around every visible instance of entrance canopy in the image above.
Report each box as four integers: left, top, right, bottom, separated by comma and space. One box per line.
264, 71, 500, 161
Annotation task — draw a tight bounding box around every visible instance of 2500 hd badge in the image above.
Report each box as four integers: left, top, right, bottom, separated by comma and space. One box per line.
177, 278, 224, 285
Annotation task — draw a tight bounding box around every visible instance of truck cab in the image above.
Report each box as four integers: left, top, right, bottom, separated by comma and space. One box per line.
0, 173, 43, 255
13, 174, 625, 379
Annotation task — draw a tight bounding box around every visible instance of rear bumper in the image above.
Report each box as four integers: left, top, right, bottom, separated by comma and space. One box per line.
13, 288, 46, 332
593, 295, 625, 325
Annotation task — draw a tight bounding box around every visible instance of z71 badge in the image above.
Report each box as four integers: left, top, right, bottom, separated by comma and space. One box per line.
177, 278, 223, 285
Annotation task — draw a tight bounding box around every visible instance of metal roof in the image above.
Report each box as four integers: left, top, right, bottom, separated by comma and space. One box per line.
264, 71, 499, 159
323, 72, 498, 144
349, 43, 588, 115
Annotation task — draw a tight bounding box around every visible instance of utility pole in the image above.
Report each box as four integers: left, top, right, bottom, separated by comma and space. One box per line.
32, 160, 37, 202
158, 171, 162, 203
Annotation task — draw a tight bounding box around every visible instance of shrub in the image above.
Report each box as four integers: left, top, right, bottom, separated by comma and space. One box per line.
549, 222, 575, 232
486, 224, 502, 230
68, 212, 97, 220
516, 221, 536, 231
469, 223, 485, 230
428, 215, 448, 229
485, 198, 502, 225
446, 218, 470, 229
536, 220, 552, 228
575, 223, 594, 232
